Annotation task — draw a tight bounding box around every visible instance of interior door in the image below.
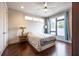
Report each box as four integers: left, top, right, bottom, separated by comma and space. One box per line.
3, 3, 8, 48
0, 3, 4, 55
0, 2, 8, 55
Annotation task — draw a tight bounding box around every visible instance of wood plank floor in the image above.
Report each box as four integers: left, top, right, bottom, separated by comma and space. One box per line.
2, 41, 71, 56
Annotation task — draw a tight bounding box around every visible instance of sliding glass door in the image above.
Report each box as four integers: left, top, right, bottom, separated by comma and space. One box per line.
50, 15, 65, 36
57, 19, 64, 36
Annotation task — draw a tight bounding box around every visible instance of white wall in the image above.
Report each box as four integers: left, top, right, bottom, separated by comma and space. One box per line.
8, 9, 44, 44
26, 20, 44, 34
8, 9, 26, 44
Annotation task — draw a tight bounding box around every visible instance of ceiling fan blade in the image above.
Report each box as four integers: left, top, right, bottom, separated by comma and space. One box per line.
47, 6, 56, 9
44, 2, 47, 7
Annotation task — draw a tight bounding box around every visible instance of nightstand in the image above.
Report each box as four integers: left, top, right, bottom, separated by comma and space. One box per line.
19, 35, 27, 43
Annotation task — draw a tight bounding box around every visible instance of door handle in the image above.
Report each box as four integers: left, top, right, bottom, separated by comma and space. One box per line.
3, 32, 6, 34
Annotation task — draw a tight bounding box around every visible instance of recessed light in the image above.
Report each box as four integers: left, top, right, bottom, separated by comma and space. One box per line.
21, 6, 24, 9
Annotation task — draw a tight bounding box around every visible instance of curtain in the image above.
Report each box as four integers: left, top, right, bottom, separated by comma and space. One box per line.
64, 11, 70, 40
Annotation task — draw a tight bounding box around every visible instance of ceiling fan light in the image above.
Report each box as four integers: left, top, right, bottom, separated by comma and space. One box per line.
44, 8, 47, 12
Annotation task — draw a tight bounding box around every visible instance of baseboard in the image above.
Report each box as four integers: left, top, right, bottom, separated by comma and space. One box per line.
8, 41, 28, 46
0, 45, 8, 56
8, 39, 19, 45
0, 47, 5, 56
0, 41, 8, 56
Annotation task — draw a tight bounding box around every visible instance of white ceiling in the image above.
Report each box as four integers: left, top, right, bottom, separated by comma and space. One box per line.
7, 2, 72, 18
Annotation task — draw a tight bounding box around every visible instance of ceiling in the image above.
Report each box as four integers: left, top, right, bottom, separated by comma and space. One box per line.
7, 2, 72, 18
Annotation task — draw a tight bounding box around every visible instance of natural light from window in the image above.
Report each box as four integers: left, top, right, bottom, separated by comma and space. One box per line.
25, 16, 44, 22
25, 16, 32, 20
57, 15, 65, 20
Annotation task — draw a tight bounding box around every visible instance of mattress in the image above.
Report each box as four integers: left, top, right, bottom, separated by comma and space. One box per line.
27, 32, 56, 52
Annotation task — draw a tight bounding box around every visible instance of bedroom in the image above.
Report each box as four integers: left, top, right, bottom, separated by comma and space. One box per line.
0, 2, 72, 56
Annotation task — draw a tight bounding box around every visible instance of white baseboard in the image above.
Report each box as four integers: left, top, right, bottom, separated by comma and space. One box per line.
0, 45, 7, 56
0, 41, 8, 56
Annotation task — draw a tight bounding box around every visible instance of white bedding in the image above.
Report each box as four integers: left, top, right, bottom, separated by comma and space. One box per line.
27, 32, 56, 52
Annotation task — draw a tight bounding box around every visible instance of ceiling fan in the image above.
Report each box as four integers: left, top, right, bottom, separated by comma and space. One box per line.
35, 2, 56, 13
42, 2, 56, 13
43, 2, 48, 13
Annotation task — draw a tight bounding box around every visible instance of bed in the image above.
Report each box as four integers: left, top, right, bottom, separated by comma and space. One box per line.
27, 32, 56, 52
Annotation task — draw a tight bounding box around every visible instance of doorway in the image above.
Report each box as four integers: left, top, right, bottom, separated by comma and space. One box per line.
57, 18, 64, 36
50, 15, 65, 40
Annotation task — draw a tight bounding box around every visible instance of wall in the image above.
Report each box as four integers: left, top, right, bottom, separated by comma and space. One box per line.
8, 9, 26, 44
49, 10, 66, 19
8, 9, 44, 44
26, 20, 44, 34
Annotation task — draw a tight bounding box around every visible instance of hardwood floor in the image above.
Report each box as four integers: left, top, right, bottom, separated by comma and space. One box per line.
2, 41, 71, 56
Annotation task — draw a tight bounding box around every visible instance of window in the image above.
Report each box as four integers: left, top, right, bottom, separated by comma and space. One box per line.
50, 18, 56, 31
51, 32, 56, 35
33, 18, 39, 21
39, 19, 44, 22
57, 20, 64, 36
57, 15, 65, 20
50, 15, 65, 36
50, 18, 56, 35
25, 16, 44, 22
57, 15, 65, 36
25, 16, 32, 20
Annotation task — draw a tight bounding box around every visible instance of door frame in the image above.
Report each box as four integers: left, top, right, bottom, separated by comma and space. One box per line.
50, 18, 65, 36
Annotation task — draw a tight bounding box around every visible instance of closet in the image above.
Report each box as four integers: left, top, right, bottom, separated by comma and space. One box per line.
0, 2, 8, 55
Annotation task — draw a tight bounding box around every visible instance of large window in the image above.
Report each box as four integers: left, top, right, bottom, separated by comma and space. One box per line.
50, 18, 56, 35
57, 15, 65, 36
25, 16, 44, 22
57, 20, 64, 36
50, 18, 56, 31
50, 15, 65, 36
